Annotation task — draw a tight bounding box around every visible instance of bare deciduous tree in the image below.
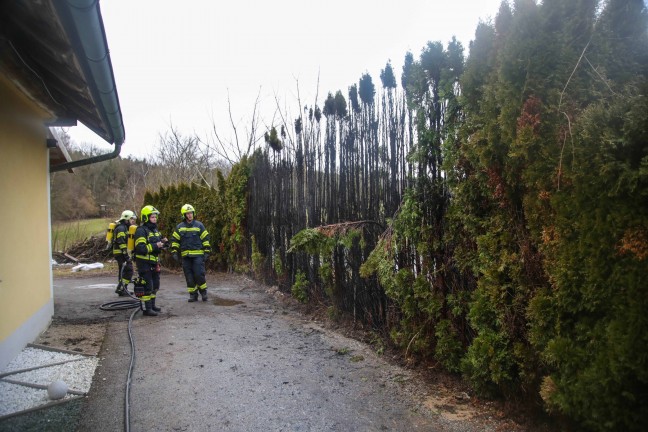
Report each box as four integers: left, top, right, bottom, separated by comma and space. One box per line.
203, 88, 265, 165
156, 124, 218, 187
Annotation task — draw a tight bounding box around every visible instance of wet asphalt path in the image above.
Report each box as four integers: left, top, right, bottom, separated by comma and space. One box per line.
50, 272, 442, 432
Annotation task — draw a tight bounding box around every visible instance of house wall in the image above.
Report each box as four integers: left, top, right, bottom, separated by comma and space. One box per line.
0, 75, 54, 370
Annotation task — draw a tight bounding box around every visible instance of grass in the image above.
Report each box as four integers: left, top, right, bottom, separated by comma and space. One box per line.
52, 218, 112, 252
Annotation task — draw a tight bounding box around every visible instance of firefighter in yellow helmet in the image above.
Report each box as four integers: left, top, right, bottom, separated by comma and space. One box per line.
170, 204, 212, 302
113, 210, 137, 296
133, 205, 168, 316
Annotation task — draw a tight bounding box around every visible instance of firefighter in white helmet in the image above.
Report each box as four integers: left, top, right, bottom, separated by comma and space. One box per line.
113, 210, 137, 296
170, 204, 212, 302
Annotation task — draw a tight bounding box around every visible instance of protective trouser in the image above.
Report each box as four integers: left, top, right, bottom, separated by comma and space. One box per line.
115, 254, 133, 295
182, 255, 207, 301
137, 262, 161, 316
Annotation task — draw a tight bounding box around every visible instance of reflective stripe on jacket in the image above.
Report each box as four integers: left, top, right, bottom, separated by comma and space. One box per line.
170, 220, 211, 257
112, 221, 129, 255
134, 223, 163, 263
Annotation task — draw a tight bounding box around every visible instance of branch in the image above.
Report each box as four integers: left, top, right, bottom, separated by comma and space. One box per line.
314, 220, 385, 237
205, 127, 237, 166
559, 36, 592, 112
273, 91, 296, 155
244, 88, 263, 158
584, 55, 619, 97
557, 111, 574, 191
226, 89, 241, 160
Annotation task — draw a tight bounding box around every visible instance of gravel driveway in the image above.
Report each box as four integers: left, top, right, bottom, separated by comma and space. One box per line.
1, 271, 528, 432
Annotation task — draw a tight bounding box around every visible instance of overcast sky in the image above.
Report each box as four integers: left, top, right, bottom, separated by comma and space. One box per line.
66, 0, 504, 159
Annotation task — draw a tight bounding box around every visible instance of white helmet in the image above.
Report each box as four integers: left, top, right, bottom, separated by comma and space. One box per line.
120, 210, 137, 222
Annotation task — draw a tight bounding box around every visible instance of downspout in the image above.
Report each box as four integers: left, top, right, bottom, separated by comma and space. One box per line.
51, 0, 125, 173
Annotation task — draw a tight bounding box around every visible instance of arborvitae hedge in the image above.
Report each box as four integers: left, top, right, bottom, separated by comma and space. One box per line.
452, 1, 648, 430
140, 1, 647, 430
141, 156, 252, 271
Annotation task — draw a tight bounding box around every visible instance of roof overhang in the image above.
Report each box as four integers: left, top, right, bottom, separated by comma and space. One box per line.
0, 0, 125, 171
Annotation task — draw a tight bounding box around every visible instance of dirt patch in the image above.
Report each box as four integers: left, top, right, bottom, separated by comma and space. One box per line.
424, 392, 477, 421
34, 322, 106, 356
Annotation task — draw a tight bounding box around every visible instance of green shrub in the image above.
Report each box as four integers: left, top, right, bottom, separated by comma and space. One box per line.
272, 252, 283, 277
462, 329, 514, 397
250, 235, 264, 278
434, 320, 463, 373
291, 270, 309, 303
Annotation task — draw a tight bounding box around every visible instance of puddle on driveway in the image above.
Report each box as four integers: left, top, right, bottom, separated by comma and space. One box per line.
212, 296, 244, 306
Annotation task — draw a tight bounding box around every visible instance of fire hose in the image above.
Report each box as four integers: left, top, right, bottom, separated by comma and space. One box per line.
99, 261, 142, 432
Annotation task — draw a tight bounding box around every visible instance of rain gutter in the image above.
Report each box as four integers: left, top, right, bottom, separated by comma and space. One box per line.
50, 0, 125, 173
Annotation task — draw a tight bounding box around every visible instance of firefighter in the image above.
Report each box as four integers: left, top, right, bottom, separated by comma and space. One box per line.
134, 205, 167, 316
170, 204, 211, 302
113, 210, 137, 296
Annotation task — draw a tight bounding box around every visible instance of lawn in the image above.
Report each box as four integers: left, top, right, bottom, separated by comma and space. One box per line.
52, 218, 111, 252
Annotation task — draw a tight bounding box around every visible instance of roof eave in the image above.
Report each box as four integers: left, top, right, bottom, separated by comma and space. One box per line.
53, 0, 125, 146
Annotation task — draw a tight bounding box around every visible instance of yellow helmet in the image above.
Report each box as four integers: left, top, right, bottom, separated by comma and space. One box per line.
140, 205, 160, 223
181, 204, 195, 218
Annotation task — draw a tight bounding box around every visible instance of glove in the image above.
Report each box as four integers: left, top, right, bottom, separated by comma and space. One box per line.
172, 252, 180, 262
204, 252, 210, 261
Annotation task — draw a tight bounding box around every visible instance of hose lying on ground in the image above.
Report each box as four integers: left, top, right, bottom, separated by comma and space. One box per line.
99, 298, 140, 311
100, 260, 142, 311
100, 261, 141, 432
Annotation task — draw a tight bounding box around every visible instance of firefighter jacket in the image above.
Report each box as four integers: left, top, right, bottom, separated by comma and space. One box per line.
134, 222, 164, 263
112, 221, 130, 256
170, 219, 211, 257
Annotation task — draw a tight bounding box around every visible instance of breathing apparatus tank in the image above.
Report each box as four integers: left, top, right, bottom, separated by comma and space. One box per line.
127, 224, 137, 252
106, 222, 116, 247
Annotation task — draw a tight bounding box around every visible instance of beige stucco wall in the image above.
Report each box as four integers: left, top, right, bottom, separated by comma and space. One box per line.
0, 75, 54, 370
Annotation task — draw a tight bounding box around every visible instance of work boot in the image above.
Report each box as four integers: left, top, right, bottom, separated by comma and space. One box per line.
188, 292, 199, 302
142, 300, 158, 316
151, 298, 161, 312
115, 283, 126, 296
200, 289, 208, 302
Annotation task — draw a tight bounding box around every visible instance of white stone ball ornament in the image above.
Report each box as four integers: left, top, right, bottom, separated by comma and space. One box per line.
47, 380, 68, 400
